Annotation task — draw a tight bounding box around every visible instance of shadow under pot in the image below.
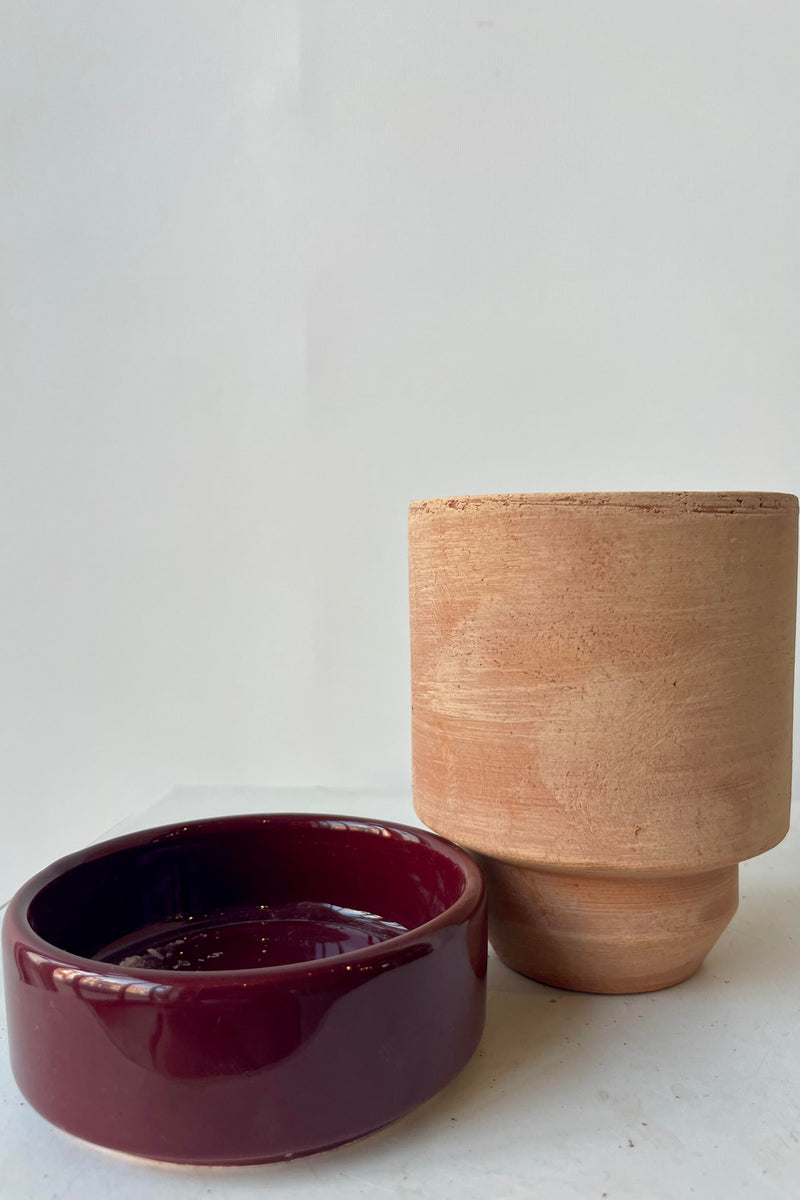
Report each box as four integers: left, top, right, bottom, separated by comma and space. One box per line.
3, 813, 487, 1164
409, 491, 798, 994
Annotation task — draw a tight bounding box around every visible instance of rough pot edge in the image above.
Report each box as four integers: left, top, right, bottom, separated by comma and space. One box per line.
409, 491, 798, 516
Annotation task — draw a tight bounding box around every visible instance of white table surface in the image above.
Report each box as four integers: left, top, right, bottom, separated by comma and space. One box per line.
2, 787, 798, 1200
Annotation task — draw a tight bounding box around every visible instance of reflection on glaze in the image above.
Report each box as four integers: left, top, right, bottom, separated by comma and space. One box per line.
94, 902, 409, 971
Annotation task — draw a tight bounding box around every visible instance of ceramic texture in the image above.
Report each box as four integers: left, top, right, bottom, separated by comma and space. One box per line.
3, 813, 487, 1164
409, 492, 798, 994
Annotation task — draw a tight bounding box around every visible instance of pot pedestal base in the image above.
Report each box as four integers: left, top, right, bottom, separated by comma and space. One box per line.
478, 857, 739, 994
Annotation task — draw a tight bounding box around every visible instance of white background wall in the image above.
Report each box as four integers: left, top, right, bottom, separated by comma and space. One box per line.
2, 1, 798, 894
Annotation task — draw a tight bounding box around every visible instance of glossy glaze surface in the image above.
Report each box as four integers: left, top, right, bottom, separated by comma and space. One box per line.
95, 901, 409, 971
3, 814, 486, 1164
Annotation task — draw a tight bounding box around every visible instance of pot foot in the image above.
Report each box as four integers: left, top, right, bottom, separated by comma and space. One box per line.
477, 858, 739, 994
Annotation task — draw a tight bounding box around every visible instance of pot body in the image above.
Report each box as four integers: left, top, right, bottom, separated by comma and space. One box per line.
3, 814, 486, 1163
409, 492, 798, 992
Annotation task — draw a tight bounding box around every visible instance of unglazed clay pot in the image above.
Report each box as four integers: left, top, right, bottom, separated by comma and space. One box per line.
409, 492, 798, 994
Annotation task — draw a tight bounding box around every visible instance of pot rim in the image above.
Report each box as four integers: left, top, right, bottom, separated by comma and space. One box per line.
410, 491, 798, 514
4, 812, 485, 987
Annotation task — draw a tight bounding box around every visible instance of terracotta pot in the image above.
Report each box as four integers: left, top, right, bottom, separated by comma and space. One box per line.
409, 492, 798, 993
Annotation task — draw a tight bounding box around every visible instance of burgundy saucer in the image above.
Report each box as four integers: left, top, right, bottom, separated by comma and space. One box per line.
3, 813, 486, 1164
